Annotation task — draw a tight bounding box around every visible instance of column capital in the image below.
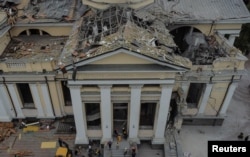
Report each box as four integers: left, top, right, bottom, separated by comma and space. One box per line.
129, 84, 143, 88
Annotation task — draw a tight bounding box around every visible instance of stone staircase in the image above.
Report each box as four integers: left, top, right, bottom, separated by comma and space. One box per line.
233, 58, 250, 103
164, 129, 184, 157
104, 140, 135, 157
111, 148, 131, 157
233, 75, 250, 103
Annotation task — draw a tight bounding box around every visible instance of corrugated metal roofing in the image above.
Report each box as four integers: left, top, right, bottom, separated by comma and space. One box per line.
161, 0, 250, 21
23, 0, 86, 21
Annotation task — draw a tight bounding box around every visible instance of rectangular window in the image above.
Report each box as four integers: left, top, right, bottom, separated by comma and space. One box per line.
139, 103, 156, 130
186, 83, 206, 108
61, 81, 72, 106
113, 84, 129, 87
16, 83, 35, 108
143, 84, 160, 87
85, 103, 101, 129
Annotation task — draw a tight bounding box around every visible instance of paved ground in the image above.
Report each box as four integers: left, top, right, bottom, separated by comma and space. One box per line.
0, 122, 77, 157
179, 56, 250, 157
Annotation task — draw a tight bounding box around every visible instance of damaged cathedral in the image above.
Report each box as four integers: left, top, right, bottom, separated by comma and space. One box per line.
0, 0, 249, 147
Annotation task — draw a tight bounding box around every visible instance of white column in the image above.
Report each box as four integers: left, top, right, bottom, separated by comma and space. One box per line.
69, 86, 88, 144
39, 29, 43, 36
26, 30, 30, 36
99, 85, 112, 143
128, 84, 142, 144
198, 84, 213, 114
228, 35, 236, 46
41, 83, 54, 118
0, 84, 13, 121
0, 84, 15, 118
6, 84, 25, 118
30, 84, 45, 118
152, 85, 173, 144
181, 83, 190, 101
219, 83, 237, 116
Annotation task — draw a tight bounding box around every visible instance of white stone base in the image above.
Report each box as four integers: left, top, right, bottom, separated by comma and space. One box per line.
101, 137, 113, 144
152, 137, 166, 145
75, 135, 89, 144
0, 116, 12, 122
128, 137, 140, 144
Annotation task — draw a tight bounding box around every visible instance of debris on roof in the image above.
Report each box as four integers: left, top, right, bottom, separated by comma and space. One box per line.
21, 0, 86, 23
0, 36, 67, 63
58, 7, 191, 68
0, 0, 88, 24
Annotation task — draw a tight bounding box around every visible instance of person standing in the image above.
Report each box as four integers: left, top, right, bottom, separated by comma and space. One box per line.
123, 147, 128, 157
245, 135, 249, 141
114, 129, 118, 137
132, 151, 136, 157
58, 138, 63, 147
116, 142, 120, 150
131, 146, 136, 157
108, 141, 112, 150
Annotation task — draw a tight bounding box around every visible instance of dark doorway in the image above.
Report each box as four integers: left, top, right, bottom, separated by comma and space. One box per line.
139, 103, 156, 129
113, 103, 128, 134
167, 99, 178, 126
186, 83, 206, 108
16, 83, 34, 108
61, 81, 72, 106
85, 103, 101, 129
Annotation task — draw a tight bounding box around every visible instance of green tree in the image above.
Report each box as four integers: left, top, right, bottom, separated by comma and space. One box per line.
234, 3, 250, 54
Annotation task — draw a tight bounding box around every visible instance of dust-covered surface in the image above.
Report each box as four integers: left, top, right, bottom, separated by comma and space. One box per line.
179, 56, 250, 157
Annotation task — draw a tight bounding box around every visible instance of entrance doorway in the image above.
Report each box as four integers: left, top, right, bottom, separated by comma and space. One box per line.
113, 103, 128, 135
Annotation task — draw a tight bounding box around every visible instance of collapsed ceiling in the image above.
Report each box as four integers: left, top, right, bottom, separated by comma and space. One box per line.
59, 6, 191, 68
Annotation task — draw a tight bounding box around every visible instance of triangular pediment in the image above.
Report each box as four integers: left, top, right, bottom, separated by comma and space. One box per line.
64, 48, 189, 72
90, 52, 153, 65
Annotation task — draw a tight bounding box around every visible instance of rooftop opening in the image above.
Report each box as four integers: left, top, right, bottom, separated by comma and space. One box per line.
170, 26, 227, 65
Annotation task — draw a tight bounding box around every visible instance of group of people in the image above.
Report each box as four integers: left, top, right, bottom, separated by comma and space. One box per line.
107, 141, 136, 157
114, 127, 128, 139
237, 132, 249, 141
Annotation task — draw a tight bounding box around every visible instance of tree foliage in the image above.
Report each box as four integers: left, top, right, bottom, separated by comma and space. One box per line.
234, 3, 250, 54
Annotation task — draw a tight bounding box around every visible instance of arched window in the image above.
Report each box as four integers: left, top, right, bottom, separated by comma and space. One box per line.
18, 29, 51, 36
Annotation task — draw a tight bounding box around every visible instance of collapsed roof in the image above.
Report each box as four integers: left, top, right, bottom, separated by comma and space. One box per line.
0, 0, 88, 23
0, 36, 67, 63
58, 7, 192, 68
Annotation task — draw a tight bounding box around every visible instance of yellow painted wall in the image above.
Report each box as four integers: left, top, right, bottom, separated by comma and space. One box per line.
138, 130, 154, 138
1, 62, 55, 73
48, 81, 63, 117
87, 130, 102, 138
38, 83, 47, 115
91, 53, 153, 64
74, 71, 175, 80
205, 82, 228, 116
192, 23, 242, 35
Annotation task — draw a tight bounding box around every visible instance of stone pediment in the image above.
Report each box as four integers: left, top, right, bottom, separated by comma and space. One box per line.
64, 48, 189, 72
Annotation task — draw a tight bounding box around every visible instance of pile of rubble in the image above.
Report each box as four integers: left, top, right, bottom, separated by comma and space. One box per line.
0, 122, 16, 142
